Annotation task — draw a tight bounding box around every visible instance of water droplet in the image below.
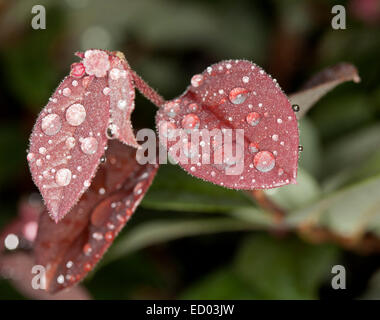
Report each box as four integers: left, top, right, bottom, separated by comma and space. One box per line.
80, 137, 98, 155
292, 104, 300, 112
66, 104, 86, 126
100, 156, 106, 163
39, 147, 46, 155
66, 137, 76, 149
55, 168, 72, 186
92, 232, 103, 241
98, 187, 106, 195
72, 80, 78, 87
229, 87, 248, 104
41, 114, 62, 136
248, 142, 259, 153
105, 231, 114, 242
117, 99, 127, 110
27, 153, 35, 162
246, 112, 261, 126
83, 243, 92, 255
272, 134, 279, 141
70, 62, 86, 78
103, 87, 111, 95
242, 76, 249, 83
109, 68, 121, 80
133, 182, 144, 196
163, 101, 180, 118
298, 145, 303, 152
182, 114, 200, 130
84, 180, 91, 187
62, 88, 71, 97
191, 74, 204, 87
188, 103, 199, 112
57, 275, 65, 284
66, 261, 73, 268
106, 123, 118, 139
277, 118, 283, 124
253, 151, 275, 173
4, 233, 19, 250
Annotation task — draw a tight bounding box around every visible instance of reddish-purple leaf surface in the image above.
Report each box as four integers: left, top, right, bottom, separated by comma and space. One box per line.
156, 60, 299, 190
27, 50, 138, 222
34, 140, 158, 292
0, 253, 91, 300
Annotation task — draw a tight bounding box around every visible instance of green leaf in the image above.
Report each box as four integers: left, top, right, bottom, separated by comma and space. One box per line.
322, 124, 380, 191
234, 234, 339, 299
105, 217, 264, 265
289, 63, 360, 119
287, 175, 380, 238
264, 167, 321, 211
142, 164, 254, 212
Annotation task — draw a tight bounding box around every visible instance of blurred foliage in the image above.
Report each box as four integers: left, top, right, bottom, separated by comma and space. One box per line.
1, 0, 380, 300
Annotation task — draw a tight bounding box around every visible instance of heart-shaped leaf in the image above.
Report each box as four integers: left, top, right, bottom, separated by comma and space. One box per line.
156, 60, 299, 190
27, 50, 138, 222
33, 140, 158, 293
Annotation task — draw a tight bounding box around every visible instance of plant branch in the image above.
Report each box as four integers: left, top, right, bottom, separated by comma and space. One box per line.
131, 70, 166, 108
251, 190, 286, 224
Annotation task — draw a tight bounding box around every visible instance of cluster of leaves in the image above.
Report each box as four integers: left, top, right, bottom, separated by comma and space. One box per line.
1, 0, 380, 300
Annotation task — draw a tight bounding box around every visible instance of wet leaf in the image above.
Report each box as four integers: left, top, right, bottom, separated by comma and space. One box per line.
156, 60, 299, 190
289, 63, 360, 119
34, 141, 158, 293
27, 50, 138, 222
0, 253, 91, 300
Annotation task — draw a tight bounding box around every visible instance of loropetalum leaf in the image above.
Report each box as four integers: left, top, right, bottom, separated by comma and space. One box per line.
0, 253, 91, 300
156, 60, 299, 190
34, 140, 158, 293
27, 49, 138, 222
289, 63, 360, 119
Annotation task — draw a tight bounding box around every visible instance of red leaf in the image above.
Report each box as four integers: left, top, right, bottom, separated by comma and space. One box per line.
107, 52, 139, 147
156, 60, 299, 190
34, 140, 158, 292
27, 50, 139, 222
0, 253, 91, 300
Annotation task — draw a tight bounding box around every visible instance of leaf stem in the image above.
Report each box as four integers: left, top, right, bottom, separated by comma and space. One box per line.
131, 70, 166, 108
251, 190, 286, 224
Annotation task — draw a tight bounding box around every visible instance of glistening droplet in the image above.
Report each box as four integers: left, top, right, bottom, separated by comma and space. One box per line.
66, 104, 86, 126
253, 151, 276, 173
229, 87, 248, 105
55, 168, 72, 186
41, 114, 62, 136
81, 137, 98, 155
